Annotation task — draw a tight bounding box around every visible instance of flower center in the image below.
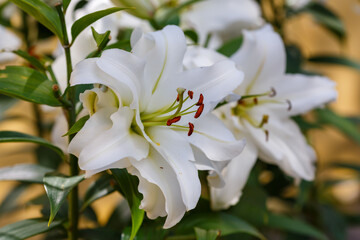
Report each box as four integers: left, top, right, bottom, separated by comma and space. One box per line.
232, 88, 291, 141
140, 88, 205, 136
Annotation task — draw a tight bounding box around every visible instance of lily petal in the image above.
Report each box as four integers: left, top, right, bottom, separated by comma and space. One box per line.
183, 46, 227, 70
182, 0, 263, 48
72, 107, 150, 171
191, 146, 230, 188
132, 25, 187, 113
68, 107, 115, 157
129, 148, 187, 229
231, 24, 285, 95
180, 113, 246, 161
95, 49, 145, 108
271, 74, 337, 116
127, 166, 167, 219
210, 140, 258, 210
174, 60, 244, 107
147, 126, 200, 210
85, 159, 131, 178
245, 118, 316, 180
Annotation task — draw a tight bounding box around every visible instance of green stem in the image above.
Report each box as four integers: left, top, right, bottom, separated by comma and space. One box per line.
55, 3, 79, 240
32, 104, 44, 137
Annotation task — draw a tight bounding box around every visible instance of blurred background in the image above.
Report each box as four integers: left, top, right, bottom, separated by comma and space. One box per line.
0, 0, 360, 239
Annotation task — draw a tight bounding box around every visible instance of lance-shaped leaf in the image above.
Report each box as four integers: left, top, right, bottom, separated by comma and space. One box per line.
0, 164, 53, 183
63, 0, 71, 13
308, 55, 360, 72
13, 50, 47, 72
217, 36, 243, 57
302, 3, 345, 38
0, 218, 63, 239
176, 212, 265, 239
0, 95, 17, 118
43, 173, 85, 225
91, 27, 111, 48
111, 169, 144, 240
87, 27, 112, 58
0, 131, 64, 159
0, 183, 29, 214
81, 174, 115, 211
9, 0, 63, 42
71, 7, 128, 44
266, 213, 328, 240
63, 115, 90, 137
194, 228, 220, 240
0, 66, 61, 106
316, 108, 360, 143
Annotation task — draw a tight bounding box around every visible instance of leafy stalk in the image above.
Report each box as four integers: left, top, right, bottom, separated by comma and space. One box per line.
55, 3, 79, 240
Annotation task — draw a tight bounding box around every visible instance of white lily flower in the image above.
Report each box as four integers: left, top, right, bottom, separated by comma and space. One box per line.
184, 25, 337, 210
181, 0, 263, 48
50, 0, 151, 152
0, 25, 21, 63
68, 25, 245, 228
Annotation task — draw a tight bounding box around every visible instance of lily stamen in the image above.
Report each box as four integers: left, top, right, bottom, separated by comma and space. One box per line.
167, 116, 181, 126
286, 99, 292, 111
258, 114, 269, 128
188, 122, 194, 136
194, 104, 204, 118
196, 94, 204, 106
188, 90, 194, 99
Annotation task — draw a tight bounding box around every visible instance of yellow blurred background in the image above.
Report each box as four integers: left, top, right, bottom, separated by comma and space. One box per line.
0, 0, 360, 238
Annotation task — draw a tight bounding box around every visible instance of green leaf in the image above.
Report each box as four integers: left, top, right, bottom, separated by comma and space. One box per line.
9, 0, 63, 42
176, 212, 265, 239
331, 162, 360, 172
315, 108, 360, 143
63, 0, 71, 13
0, 184, 28, 212
0, 95, 17, 118
184, 29, 199, 44
0, 164, 53, 183
71, 7, 128, 44
43, 173, 85, 225
286, 45, 303, 74
81, 174, 115, 211
216, 37, 243, 57
0, 66, 61, 106
292, 115, 321, 132
308, 55, 360, 71
194, 228, 220, 240
91, 27, 111, 48
296, 180, 313, 210
13, 50, 47, 72
303, 3, 345, 38
87, 27, 112, 58
266, 213, 328, 240
63, 115, 89, 137
111, 169, 144, 240
105, 40, 131, 51
36, 145, 63, 170
0, 218, 63, 240
0, 183, 29, 214
319, 204, 346, 240
0, 131, 64, 159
